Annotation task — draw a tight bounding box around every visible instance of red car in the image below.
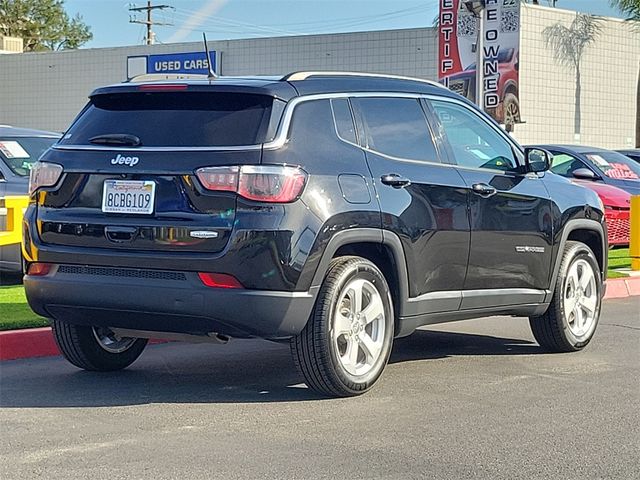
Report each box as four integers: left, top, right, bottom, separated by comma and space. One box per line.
572, 179, 631, 247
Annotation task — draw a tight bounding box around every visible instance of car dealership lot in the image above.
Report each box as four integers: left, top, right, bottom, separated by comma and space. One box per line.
1, 297, 638, 480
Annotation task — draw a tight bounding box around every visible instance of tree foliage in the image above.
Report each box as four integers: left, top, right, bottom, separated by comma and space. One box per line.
609, 0, 640, 22
543, 14, 602, 69
0, 0, 92, 51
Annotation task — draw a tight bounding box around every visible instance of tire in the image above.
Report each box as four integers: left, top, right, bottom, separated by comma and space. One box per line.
503, 92, 520, 125
51, 319, 147, 371
529, 241, 602, 352
291, 256, 394, 397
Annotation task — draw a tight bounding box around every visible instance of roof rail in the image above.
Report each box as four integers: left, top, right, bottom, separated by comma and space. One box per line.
282, 71, 446, 89
127, 73, 211, 83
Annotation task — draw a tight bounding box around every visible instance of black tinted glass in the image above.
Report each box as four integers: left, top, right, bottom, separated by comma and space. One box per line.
331, 98, 357, 143
354, 97, 438, 162
60, 92, 275, 147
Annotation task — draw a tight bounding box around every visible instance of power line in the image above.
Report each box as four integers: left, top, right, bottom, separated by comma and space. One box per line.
129, 1, 173, 45
170, 3, 433, 39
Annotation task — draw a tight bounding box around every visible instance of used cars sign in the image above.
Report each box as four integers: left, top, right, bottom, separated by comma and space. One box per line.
127, 51, 217, 79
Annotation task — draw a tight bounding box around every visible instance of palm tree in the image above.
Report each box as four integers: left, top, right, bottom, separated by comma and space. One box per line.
543, 14, 602, 137
610, 1, 640, 146
609, 0, 640, 22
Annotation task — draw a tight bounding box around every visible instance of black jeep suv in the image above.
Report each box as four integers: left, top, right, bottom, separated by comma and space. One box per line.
23, 72, 607, 397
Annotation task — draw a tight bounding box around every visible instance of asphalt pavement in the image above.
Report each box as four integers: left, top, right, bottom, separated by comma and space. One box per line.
1, 297, 638, 480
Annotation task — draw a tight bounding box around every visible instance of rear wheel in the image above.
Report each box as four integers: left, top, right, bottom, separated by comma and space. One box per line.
51, 319, 147, 371
291, 256, 394, 397
529, 241, 602, 352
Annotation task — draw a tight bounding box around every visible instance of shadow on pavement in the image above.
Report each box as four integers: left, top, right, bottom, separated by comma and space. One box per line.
0, 329, 539, 408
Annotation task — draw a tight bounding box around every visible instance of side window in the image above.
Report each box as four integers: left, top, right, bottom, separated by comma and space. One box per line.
430, 100, 518, 172
352, 97, 439, 162
550, 152, 586, 178
330, 98, 357, 144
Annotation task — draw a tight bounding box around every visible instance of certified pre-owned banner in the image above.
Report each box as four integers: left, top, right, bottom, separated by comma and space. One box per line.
438, 0, 521, 126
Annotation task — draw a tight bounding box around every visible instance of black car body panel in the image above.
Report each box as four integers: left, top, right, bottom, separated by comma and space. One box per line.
23, 74, 607, 339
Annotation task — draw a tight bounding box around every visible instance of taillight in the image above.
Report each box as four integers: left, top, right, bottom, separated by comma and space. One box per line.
198, 272, 243, 289
196, 165, 307, 203
29, 162, 63, 195
27, 262, 53, 276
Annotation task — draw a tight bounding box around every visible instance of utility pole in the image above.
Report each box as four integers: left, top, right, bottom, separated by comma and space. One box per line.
129, 1, 172, 45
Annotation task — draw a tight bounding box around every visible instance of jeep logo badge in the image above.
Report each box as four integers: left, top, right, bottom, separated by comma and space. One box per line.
110, 154, 139, 167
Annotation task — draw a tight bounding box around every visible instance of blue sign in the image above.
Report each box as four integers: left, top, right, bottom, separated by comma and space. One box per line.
146, 51, 216, 75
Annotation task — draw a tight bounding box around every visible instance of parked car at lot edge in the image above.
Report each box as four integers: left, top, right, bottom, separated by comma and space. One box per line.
617, 149, 640, 164
0, 126, 60, 273
571, 180, 630, 247
534, 144, 640, 196
23, 72, 607, 397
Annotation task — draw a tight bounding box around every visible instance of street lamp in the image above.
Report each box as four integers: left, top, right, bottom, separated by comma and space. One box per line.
464, 1, 486, 110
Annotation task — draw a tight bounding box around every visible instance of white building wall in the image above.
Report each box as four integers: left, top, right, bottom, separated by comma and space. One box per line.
0, 29, 438, 134
514, 4, 639, 149
0, 5, 637, 148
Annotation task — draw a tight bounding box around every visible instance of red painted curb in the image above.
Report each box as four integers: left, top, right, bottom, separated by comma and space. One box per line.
0, 327, 59, 361
0, 327, 168, 362
604, 277, 640, 300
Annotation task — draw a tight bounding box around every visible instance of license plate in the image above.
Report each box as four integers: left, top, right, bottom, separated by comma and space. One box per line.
102, 180, 156, 215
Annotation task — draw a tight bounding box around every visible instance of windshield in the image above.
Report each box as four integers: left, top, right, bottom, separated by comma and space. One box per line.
0, 136, 59, 176
60, 92, 276, 147
584, 151, 640, 180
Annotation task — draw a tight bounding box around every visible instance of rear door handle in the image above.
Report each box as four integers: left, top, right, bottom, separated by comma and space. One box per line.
471, 183, 497, 197
381, 174, 411, 189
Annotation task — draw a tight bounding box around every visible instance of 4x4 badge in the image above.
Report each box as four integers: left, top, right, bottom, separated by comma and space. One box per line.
110, 154, 139, 167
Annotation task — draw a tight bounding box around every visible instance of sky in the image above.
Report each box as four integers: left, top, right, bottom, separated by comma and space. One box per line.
64, 0, 623, 49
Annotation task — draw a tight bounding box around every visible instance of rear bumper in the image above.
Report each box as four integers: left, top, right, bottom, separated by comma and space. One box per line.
24, 265, 318, 339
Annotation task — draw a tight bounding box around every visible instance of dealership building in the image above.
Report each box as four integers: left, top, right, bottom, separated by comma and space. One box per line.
0, 4, 638, 148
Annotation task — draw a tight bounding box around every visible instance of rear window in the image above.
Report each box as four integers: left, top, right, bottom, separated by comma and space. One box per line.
0, 137, 59, 176
60, 92, 278, 147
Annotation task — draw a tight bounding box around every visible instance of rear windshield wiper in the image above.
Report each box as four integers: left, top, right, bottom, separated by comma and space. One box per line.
89, 134, 141, 147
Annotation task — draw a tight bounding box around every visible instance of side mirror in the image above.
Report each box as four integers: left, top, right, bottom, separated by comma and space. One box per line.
572, 168, 598, 180
524, 147, 551, 173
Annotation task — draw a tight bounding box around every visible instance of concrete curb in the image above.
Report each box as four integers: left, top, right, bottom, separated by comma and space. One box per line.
1, 279, 638, 361
604, 277, 640, 299
0, 327, 166, 362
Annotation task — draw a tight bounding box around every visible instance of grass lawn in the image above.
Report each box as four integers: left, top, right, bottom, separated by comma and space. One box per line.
0, 285, 48, 331
608, 248, 631, 278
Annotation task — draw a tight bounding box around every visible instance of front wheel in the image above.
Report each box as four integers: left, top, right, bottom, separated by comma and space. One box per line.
529, 241, 602, 352
51, 319, 147, 371
291, 256, 394, 397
